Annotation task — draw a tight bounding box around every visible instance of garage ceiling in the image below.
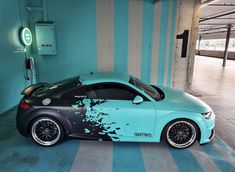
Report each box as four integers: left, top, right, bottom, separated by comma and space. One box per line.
199, 0, 235, 39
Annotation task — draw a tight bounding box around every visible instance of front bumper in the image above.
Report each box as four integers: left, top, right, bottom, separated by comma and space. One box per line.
199, 114, 215, 144
209, 129, 215, 140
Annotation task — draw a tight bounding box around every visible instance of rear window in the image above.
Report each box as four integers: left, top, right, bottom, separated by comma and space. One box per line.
31, 85, 52, 97
32, 76, 80, 97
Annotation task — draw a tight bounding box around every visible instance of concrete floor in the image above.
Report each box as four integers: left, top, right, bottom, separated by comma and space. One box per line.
192, 55, 235, 149
0, 56, 235, 172
0, 108, 235, 171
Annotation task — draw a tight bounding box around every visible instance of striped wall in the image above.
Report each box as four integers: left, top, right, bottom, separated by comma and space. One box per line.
95, 0, 178, 86
0, 0, 200, 113
30, 0, 180, 87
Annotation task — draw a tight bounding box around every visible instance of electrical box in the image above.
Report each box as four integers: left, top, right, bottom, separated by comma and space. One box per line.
35, 22, 57, 55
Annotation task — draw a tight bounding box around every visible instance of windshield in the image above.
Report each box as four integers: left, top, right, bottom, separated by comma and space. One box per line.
129, 77, 161, 101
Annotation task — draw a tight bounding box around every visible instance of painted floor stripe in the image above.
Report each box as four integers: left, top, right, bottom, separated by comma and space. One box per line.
0, 132, 80, 172
71, 141, 113, 172
201, 141, 235, 172
190, 143, 220, 172
216, 137, 235, 158
141, 142, 179, 172
169, 146, 204, 172
113, 142, 146, 172
213, 139, 235, 167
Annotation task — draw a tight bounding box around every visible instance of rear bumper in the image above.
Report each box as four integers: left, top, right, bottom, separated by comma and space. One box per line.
16, 122, 29, 137
16, 106, 30, 137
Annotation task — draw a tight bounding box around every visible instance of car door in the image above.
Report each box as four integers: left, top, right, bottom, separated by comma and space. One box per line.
59, 86, 89, 135
81, 82, 156, 141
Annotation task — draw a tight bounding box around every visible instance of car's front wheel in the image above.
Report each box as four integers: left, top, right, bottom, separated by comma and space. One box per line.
30, 117, 64, 146
164, 119, 198, 149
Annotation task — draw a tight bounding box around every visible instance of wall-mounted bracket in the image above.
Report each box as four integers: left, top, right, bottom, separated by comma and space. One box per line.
26, 0, 48, 21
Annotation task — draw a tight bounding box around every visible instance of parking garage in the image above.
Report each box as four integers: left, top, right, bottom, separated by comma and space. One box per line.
0, 0, 235, 172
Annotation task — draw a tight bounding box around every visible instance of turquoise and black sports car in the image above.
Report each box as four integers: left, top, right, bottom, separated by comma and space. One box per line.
16, 72, 215, 148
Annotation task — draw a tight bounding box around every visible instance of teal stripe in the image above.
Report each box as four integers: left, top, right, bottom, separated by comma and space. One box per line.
169, 148, 204, 172
114, 0, 129, 73
157, 0, 170, 85
0, 108, 80, 171
201, 144, 235, 171
0, 138, 80, 171
113, 143, 146, 172
35, 141, 80, 171
216, 137, 235, 157
141, 0, 154, 83
167, 0, 177, 87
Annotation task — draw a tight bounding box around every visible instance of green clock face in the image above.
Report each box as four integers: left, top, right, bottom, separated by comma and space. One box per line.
20, 28, 32, 46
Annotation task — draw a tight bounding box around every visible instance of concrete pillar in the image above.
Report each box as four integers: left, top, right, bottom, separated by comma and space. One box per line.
198, 35, 201, 55
222, 24, 232, 66
173, 0, 201, 91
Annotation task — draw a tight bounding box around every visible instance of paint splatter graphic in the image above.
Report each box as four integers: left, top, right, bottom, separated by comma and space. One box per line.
70, 76, 122, 141
72, 98, 120, 141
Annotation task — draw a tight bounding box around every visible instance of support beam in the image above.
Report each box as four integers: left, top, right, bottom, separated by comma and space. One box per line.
27, 0, 48, 21
198, 28, 235, 35
208, 3, 235, 7
201, 0, 219, 8
199, 23, 235, 25
199, 26, 228, 32
223, 24, 232, 66
199, 11, 235, 23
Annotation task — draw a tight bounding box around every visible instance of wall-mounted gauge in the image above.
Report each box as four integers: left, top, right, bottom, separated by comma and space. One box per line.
20, 27, 32, 46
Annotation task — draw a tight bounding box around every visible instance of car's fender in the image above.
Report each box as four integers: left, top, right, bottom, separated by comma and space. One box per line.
25, 108, 73, 135
154, 111, 207, 142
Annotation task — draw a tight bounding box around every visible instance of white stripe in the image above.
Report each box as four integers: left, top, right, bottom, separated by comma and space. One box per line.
141, 143, 179, 172
128, 0, 143, 78
150, 1, 161, 84
96, 0, 114, 71
190, 143, 220, 172
71, 141, 113, 172
213, 138, 235, 167
163, 1, 172, 86
216, 137, 235, 154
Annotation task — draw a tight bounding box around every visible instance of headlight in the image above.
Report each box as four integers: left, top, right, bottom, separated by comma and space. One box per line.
201, 111, 214, 119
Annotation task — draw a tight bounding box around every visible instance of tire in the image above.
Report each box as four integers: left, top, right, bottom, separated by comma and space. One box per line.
164, 119, 198, 149
30, 117, 64, 146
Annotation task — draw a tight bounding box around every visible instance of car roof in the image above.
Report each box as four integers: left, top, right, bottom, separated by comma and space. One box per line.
79, 72, 131, 85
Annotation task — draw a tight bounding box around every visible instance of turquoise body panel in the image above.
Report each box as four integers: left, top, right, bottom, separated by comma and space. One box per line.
72, 73, 215, 144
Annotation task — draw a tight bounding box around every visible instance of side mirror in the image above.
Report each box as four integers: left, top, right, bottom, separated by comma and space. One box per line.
133, 95, 143, 104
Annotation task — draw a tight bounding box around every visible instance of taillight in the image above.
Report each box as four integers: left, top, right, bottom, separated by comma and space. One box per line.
20, 100, 30, 110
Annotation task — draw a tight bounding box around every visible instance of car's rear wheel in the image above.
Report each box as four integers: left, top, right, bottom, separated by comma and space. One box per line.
164, 120, 198, 149
30, 117, 64, 146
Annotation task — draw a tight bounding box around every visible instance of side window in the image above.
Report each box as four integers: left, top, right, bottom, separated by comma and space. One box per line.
62, 87, 87, 98
87, 83, 137, 100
